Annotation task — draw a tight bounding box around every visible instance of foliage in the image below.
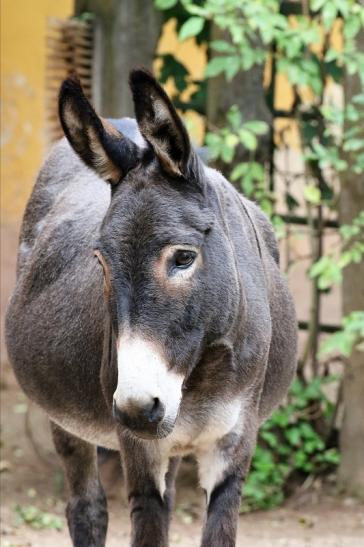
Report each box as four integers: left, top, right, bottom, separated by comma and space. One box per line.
14, 504, 63, 530
320, 311, 364, 357
156, 53, 207, 114
309, 211, 364, 357
310, 212, 364, 290
243, 377, 340, 511
205, 105, 273, 213
155, 0, 364, 201
155, 0, 364, 508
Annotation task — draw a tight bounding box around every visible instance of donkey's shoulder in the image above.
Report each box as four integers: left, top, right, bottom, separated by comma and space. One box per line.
239, 197, 280, 265
22, 117, 141, 240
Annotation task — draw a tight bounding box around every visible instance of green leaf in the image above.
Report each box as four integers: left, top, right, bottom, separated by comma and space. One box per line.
320, 448, 340, 464
303, 185, 321, 205
344, 15, 361, 39
334, 0, 350, 17
322, 2, 338, 30
179, 16, 204, 41
353, 93, 364, 105
225, 56, 241, 80
225, 134, 239, 148
241, 48, 258, 70
220, 140, 236, 163
205, 133, 222, 159
227, 106, 242, 130
14, 504, 64, 531
244, 120, 269, 135
205, 57, 229, 78
285, 427, 301, 446
320, 311, 364, 357
310, 0, 326, 12
238, 129, 257, 150
261, 431, 279, 448
243, 120, 269, 135
343, 138, 364, 152
310, 255, 343, 289
338, 252, 352, 269
158, 54, 189, 92
231, 163, 248, 181
325, 48, 339, 63
320, 331, 356, 357
210, 40, 235, 54
184, 4, 208, 17
343, 311, 364, 333
155, 0, 177, 9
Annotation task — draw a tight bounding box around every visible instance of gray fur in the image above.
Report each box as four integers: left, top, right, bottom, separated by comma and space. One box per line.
6, 70, 297, 547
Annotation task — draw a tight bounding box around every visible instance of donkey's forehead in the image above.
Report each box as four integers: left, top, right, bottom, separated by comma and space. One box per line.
99, 173, 213, 250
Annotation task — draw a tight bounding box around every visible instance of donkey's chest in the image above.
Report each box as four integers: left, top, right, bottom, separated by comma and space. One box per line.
50, 397, 245, 457
160, 397, 244, 456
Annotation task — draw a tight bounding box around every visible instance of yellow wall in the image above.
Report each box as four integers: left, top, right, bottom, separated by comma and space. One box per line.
1, 4, 342, 221
1, 0, 73, 221
0, 6, 206, 222
156, 18, 206, 145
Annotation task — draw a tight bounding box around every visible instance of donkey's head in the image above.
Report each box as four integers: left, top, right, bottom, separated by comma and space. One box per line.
59, 70, 240, 439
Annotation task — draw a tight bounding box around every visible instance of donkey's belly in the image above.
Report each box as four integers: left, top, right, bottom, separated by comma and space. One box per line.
5, 261, 117, 443
50, 412, 120, 450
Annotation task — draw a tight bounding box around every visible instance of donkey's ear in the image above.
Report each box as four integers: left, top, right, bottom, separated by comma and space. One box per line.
129, 69, 191, 177
59, 75, 140, 184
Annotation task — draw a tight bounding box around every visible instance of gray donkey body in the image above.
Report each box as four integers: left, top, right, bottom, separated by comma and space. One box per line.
6, 70, 297, 547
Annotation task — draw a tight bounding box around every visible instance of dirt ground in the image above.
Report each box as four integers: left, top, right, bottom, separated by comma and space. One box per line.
1, 367, 364, 547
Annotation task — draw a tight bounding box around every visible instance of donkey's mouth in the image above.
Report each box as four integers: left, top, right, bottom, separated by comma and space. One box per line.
113, 404, 176, 440
121, 420, 175, 441
131, 424, 174, 441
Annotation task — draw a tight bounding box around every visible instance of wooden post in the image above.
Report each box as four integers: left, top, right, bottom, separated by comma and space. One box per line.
206, 25, 272, 165
338, 28, 364, 499
75, 0, 162, 117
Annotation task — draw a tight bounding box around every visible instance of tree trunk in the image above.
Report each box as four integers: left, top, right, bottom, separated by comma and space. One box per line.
206, 25, 272, 164
75, 0, 162, 117
338, 28, 364, 499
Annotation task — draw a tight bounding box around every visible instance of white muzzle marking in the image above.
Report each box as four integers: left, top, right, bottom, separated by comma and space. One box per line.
114, 334, 183, 425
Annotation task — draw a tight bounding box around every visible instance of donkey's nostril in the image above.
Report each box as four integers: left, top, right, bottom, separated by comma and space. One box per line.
112, 396, 166, 429
147, 397, 165, 424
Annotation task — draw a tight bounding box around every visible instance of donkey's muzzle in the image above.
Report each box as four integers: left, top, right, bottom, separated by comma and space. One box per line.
112, 397, 167, 438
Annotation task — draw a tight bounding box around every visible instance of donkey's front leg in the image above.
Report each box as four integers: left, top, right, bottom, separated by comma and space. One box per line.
51, 422, 108, 547
119, 432, 177, 547
197, 433, 255, 547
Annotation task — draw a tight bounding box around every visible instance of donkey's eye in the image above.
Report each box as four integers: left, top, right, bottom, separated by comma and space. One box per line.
173, 250, 196, 269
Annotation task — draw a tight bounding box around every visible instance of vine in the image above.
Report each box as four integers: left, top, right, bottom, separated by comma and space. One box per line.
155, 0, 364, 509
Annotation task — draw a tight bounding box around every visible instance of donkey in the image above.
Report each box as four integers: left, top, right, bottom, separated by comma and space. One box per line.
6, 69, 297, 547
